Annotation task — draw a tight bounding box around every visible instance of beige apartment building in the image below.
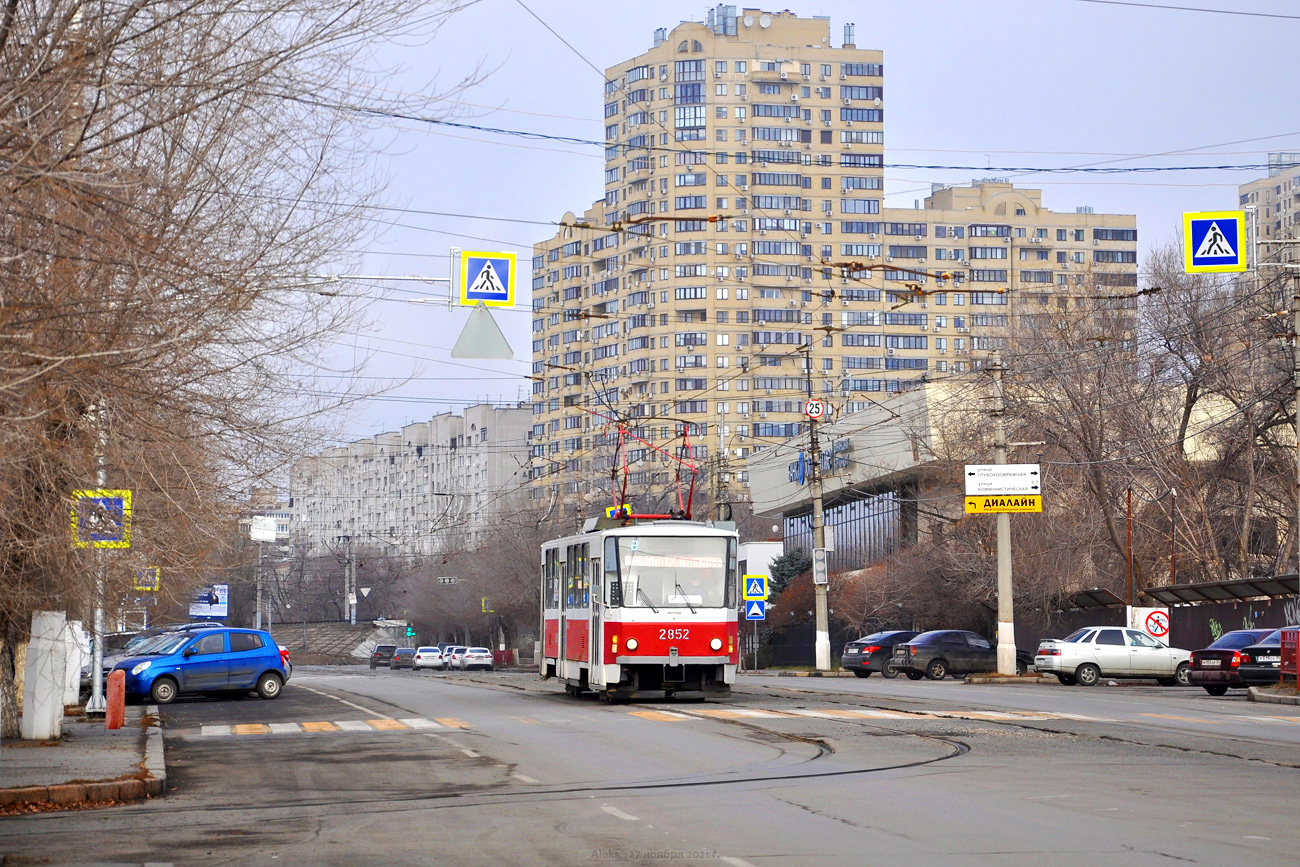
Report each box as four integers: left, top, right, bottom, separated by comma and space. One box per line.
1240, 152, 1300, 264
527, 7, 1136, 513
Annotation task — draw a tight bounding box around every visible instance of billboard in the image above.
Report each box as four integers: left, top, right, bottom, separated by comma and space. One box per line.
189, 583, 229, 620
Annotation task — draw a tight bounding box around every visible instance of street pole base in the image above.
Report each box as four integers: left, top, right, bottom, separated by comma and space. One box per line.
84, 696, 107, 715
814, 633, 831, 672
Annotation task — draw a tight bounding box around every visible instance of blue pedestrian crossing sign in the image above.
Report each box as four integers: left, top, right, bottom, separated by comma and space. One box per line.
742, 574, 768, 601
1184, 211, 1246, 274
745, 599, 767, 620
460, 251, 516, 308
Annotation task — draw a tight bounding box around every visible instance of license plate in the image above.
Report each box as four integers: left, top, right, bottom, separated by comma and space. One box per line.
845, 648, 858, 654
1259, 656, 1280, 663
1200, 659, 1221, 667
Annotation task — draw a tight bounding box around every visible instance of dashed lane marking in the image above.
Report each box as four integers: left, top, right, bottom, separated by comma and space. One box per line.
1140, 713, 1217, 724
601, 804, 640, 821
513, 773, 539, 784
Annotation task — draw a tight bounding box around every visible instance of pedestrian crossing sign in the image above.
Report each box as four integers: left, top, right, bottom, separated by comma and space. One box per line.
460, 251, 516, 307
745, 599, 767, 620
742, 574, 768, 601
1184, 211, 1246, 273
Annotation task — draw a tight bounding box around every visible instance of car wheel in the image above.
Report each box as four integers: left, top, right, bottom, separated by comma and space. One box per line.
1173, 662, 1191, 687
1204, 685, 1228, 696
881, 659, 899, 679
1016, 659, 1028, 676
926, 659, 948, 680
256, 672, 283, 700
1056, 673, 1077, 686
905, 670, 924, 680
853, 670, 871, 678
150, 677, 178, 705
1075, 663, 1100, 687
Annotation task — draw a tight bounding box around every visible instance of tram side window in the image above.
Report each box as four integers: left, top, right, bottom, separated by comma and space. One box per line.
544, 548, 560, 609
566, 543, 589, 608
604, 537, 622, 606
726, 537, 738, 608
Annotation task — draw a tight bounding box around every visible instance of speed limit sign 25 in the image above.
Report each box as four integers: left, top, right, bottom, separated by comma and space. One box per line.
804, 399, 826, 420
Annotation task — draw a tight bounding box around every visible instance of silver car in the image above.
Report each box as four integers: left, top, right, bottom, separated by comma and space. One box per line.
460, 647, 494, 671
1036, 626, 1191, 687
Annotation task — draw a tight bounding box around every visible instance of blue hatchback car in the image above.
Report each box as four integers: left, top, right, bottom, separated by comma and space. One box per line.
112, 627, 288, 704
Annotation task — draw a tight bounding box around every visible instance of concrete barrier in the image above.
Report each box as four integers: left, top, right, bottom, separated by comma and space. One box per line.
20, 611, 67, 741
105, 670, 125, 730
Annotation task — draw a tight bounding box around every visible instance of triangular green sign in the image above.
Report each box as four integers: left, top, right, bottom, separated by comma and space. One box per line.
451, 302, 513, 359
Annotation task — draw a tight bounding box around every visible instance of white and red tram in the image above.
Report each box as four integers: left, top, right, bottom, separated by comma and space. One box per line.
541, 517, 739, 700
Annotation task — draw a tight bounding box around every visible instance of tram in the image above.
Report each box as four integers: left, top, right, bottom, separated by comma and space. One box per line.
540, 515, 740, 701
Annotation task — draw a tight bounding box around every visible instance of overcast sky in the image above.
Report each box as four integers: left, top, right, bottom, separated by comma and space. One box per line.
320, 0, 1300, 442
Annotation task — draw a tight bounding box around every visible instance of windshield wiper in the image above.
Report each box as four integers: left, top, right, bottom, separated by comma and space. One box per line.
675, 582, 697, 613
637, 587, 658, 613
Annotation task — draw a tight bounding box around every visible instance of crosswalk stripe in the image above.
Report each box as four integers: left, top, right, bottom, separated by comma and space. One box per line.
300, 721, 338, 732
232, 724, 270, 735
267, 723, 301, 734
333, 720, 373, 732
366, 719, 409, 731
400, 718, 443, 729
435, 717, 471, 729
628, 710, 690, 722
1140, 713, 1216, 724
200, 725, 232, 736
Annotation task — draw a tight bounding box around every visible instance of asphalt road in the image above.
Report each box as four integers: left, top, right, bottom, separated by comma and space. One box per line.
1, 665, 1297, 866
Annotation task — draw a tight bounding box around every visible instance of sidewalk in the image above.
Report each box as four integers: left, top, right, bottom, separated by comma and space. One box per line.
0, 705, 165, 811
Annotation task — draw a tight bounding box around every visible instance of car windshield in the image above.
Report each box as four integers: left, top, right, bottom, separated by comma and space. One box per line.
146, 633, 197, 656
1208, 631, 1265, 649
617, 536, 729, 608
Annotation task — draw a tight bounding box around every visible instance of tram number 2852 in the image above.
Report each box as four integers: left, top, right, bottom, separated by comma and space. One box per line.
659, 628, 690, 641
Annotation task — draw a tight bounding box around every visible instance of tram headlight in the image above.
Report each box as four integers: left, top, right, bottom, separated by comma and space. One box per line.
709, 637, 723, 652
625, 637, 639, 652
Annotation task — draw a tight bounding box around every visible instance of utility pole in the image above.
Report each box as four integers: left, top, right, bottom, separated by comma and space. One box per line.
803, 346, 830, 672
255, 540, 263, 630
85, 403, 108, 715
990, 351, 1017, 676
347, 536, 357, 626
1293, 286, 1300, 580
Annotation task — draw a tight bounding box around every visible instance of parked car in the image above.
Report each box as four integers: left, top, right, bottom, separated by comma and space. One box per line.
413, 647, 444, 670
1233, 627, 1299, 691
84, 623, 217, 688
370, 644, 398, 669
841, 630, 919, 678
893, 630, 1028, 680
278, 644, 293, 679
1187, 628, 1272, 695
390, 648, 416, 670
445, 646, 467, 669
1035, 626, 1191, 686
111, 627, 287, 704
460, 647, 494, 671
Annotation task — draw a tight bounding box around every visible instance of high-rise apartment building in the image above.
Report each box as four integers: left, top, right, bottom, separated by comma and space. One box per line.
1240, 152, 1300, 263
291, 404, 531, 556
528, 7, 1136, 513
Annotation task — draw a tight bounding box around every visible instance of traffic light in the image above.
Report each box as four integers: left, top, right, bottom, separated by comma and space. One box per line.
405, 626, 415, 637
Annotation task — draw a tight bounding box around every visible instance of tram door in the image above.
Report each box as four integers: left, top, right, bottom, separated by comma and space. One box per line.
589, 555, 601, 683
557, 548, 567, 680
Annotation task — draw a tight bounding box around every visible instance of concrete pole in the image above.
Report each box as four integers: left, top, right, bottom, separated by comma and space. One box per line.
85, 405, 108, 715
991, 352, 1017, 676
255, 541, 263, 630
804, 347, 830, 671
348, 537, 357, 626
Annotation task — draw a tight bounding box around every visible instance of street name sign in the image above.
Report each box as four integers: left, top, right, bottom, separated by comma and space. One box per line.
1183, 211, 1246, 273
964, 495, 1042, 514
965, 464, 1041, 496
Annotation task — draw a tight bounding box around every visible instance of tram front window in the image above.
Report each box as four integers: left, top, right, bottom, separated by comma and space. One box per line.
617, 537, 728, 609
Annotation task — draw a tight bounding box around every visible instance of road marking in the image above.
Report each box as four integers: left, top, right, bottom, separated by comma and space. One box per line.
200, 725, 232, 736
511, 716, 540, 725
513, 773, 539, 784
1026, 794, 1072, 801
435, 717, 471, 729
366, 718, 409, 731
301, 721, 338, 732
232, 724, 270, 735
628, 710, 690, 722
459, 747, 480, 758
601, 805, 639, 821
400, 718, 443, 729
692, 708, 796, 719
1243, 836, 1271, 840
1140, 713, 1216, 724
333, 720, 373, 732
294, 683, 394, 719
720, 858, 758, 867
267, 723, 301, 734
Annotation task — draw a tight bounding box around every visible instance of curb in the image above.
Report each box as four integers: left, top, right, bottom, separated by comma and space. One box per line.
1247, 686, 1300, 705
0, 705, 166, 810
746, 670, 854, 677
964, 674, 1056, 685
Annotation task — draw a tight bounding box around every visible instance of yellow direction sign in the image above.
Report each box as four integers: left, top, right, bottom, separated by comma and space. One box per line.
965, 495, 1042, 514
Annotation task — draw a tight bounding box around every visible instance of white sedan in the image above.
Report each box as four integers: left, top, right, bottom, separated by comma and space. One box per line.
459, 647, 494, 671
1035, 626, 1191, 687
412, 646, 444, 670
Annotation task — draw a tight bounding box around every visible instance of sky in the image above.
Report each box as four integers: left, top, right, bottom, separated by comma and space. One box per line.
320, 0, 1300, 443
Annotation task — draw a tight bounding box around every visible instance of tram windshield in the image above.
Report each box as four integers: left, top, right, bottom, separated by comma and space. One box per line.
614, 536, 730, 609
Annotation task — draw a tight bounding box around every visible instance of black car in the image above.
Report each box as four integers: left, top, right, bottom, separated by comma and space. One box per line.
390, 647, 416, 670
370, 644, 398, 669
894, 630, 1031, 680
1233, 627, 1298, 691
1187, 629, 1273, 695
840, 630, 919, 678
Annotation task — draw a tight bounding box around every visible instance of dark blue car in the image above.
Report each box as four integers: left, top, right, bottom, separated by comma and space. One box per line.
112, 627, 288, 704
